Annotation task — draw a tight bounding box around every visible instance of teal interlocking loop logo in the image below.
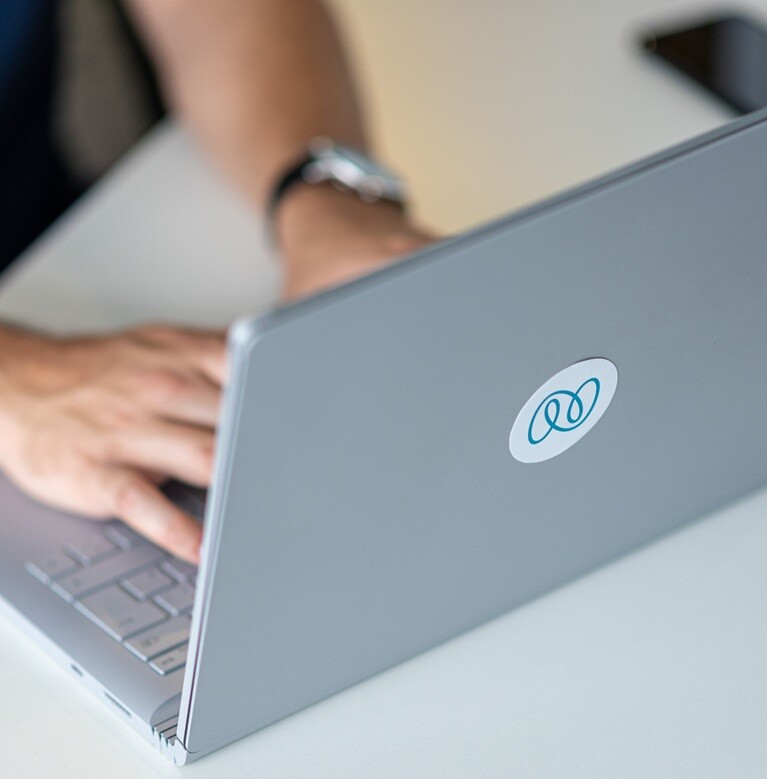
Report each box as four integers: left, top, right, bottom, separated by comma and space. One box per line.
527, 378, 601, 445
510, 359, 617, 464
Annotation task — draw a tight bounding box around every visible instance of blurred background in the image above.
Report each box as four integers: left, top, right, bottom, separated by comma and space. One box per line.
4, 0, 763, 267
329, 0, 758, 232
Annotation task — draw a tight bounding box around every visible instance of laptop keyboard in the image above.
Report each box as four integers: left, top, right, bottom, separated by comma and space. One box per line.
25, 521, 196, 676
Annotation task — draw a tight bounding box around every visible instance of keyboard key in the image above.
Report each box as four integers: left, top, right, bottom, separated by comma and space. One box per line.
149, 644, 188, 676
102, 523, 144, 550
25, 552, 79, 584
124, 615, 191, 661
66, 532, 118, 565
52, 545, 165, 601
160, 559, 197, 583
122, 567, 174, 600
76, 585, 167, 641
154, 583, 195, 616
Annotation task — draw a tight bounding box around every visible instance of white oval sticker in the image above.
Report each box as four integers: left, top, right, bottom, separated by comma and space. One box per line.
509, 358, 618, 464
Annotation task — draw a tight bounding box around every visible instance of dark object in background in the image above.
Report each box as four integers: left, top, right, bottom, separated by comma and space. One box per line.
640, 13, 767, 115
0, 0, 164, 274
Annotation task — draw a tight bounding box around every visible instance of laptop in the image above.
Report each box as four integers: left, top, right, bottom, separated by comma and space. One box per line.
1, 107, 767, 764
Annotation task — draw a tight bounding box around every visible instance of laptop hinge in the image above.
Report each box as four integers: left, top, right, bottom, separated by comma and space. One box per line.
153, 714, 179, 757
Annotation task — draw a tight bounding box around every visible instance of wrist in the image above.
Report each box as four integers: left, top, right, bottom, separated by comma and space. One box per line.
273, 182, 433, 301
0, 327, 41, 469
275, 182, 411, 273
274, 180, 404, 253
0, 327, 75, 389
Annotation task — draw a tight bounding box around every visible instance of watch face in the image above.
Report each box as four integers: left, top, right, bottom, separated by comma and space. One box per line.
309, 140, 406, 203
334, 145, 397, 180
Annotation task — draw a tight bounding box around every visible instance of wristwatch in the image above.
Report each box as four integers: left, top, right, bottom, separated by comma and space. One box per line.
267, 138, 407, 220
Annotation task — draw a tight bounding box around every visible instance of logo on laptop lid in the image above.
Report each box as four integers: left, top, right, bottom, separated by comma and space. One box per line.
509, 358, 618, 463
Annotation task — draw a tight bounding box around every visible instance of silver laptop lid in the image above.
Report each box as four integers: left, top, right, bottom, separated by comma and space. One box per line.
180, 109, 767, 756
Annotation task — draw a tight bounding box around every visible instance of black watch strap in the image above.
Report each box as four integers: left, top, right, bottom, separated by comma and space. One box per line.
267, 146, 406, 226
267, 155, 316, 221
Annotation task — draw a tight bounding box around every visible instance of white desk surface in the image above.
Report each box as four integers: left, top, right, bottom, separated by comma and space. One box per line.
2, 0, 767, 775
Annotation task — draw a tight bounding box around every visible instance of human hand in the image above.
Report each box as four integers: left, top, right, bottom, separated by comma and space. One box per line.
274, 183, 437, 301
0, 325, 226, 563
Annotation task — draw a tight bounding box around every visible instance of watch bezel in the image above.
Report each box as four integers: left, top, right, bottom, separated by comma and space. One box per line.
302, 138, 407, 204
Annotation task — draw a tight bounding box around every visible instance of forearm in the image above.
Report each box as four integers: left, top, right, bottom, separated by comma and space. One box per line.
126, 0, 367, 209
0, 324, 58, 391
126, 0, 434, 300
